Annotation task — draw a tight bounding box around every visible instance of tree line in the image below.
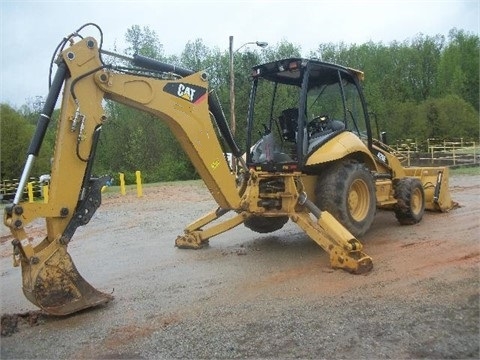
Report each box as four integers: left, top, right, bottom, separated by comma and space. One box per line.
1, 26, 478, 183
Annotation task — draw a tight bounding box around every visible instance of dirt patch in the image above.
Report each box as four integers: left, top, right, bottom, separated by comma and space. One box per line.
1, 311, 47, 337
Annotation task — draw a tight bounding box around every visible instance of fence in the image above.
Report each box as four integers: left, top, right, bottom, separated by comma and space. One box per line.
394, 138, 478, 166
0, 178, 43, 202
1, 171, 143, 204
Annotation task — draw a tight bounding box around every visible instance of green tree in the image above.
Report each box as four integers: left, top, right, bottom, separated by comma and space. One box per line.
423, 95, 479, 140
181, 38, 212, 71
262, 40, 301, 62
124, 25, 164, 59
0, 105, 53, 179
1, 105, 32, 179
436, 28, 480, 111
404, 34, 444, 101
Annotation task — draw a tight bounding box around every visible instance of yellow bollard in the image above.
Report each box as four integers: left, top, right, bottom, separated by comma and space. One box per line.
119, 173, 126, 195
43, 185, 49, 203
27, 182, 34, 203
135, 171, 143, 198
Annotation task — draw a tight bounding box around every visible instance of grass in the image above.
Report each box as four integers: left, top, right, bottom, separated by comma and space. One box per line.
450, 165, 480, 176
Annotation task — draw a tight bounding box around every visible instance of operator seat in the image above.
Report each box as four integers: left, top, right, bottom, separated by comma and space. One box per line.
307, 115, 346, 153
279, 108, 298, 142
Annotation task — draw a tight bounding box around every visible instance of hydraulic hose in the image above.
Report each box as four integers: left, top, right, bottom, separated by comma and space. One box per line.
132, 54, 194, 77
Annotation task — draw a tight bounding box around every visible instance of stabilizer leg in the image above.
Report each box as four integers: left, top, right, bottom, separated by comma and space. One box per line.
292, 212, 372, 274
294, 194, 372, 274
175, 207, 248, 249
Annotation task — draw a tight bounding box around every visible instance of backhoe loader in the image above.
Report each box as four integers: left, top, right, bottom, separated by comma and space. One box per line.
3, 24, 455, 316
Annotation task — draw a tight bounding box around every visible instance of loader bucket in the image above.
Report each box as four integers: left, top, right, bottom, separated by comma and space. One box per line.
20, 237, 112, 316
404, 166, 456, 212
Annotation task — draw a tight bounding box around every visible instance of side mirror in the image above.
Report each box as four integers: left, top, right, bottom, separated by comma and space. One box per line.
380, 131, 388, 145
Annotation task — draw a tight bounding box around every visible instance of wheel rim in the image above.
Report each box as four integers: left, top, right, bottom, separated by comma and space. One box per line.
411, 187, 423, 215
348, 179, 370, 222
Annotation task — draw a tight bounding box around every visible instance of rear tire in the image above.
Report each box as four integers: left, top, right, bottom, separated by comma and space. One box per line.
315, 160, 376, 237
244, 215, 289, 233
394, 178, 425, 225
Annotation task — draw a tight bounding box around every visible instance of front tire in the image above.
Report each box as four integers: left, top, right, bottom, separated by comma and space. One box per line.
394, 178, 425, 225
315, 160, 376, 237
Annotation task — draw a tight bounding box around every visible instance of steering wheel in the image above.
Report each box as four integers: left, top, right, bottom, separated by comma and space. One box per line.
308, 114, 330, 133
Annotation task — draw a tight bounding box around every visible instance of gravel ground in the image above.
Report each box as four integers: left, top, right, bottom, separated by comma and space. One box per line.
1, 175, 479, 359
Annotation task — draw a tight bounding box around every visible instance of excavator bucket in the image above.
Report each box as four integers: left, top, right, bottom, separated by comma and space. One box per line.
18, 237, 112, 316
404, 166, 457, 212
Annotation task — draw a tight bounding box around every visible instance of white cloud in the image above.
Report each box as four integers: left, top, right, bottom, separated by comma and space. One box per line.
1, 0, 478, 107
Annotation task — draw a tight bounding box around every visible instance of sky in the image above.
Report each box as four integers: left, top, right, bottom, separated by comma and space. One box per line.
0, 0, 478, 108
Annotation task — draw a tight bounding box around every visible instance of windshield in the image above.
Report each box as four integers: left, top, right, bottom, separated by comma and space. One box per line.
307, 83, 344, 122
307, 79, 367, 139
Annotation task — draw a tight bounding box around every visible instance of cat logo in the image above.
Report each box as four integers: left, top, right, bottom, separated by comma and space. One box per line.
163, 82, 207, 104
177, 84, 196, 101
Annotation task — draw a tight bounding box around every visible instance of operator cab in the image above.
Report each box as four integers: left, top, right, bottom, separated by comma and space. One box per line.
246, 58, 371, 172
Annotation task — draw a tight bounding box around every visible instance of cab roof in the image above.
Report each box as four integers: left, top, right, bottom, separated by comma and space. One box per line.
251, 58, 364, 87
